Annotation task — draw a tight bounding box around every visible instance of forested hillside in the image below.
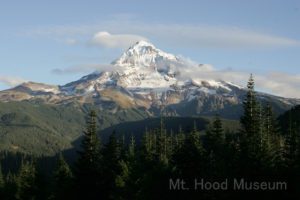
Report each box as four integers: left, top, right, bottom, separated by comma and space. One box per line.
0, 76, 299, 199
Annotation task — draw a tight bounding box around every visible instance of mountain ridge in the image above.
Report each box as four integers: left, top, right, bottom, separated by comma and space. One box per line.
0, 40, 299, 118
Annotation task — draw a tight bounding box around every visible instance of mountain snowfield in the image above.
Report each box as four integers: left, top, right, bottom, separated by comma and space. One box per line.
1, 41, 299, 118
61, 41, 240, 96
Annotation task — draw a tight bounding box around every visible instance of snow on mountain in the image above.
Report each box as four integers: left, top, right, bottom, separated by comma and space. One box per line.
111, 40, 182, 90
15, 82, 60, 94
2, 40, 299, 118
112, 40, 179, 67
61, 40, 237, 97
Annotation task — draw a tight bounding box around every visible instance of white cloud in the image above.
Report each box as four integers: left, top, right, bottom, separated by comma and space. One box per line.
256, 73, 300, 98
90, 31, 147, 48
23, 19, 300, 49
65, 38, 78, 45
52, 63, 121, 75
175, 63, 300, 98
0, 76, 26, 87
53, 58, 300, 98
22, 18, 300, 98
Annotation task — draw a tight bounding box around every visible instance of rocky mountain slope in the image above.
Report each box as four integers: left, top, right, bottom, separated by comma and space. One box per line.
1, 41, 299, 118
0, 41, 299, 155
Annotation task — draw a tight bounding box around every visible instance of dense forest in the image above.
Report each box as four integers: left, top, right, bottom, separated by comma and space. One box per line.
0, 75, 300, 199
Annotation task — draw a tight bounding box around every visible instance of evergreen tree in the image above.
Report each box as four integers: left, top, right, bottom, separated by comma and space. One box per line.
115, 135, 138, 199
157, 117, 168, 164
141, 129, 155, 162
51, 153, 73, 200
205, 115, 226, 177
4, 172, 17, 200
115, 160, 130, 199
0, 164, 4, 198
239, 74, 263, 173
128, 135, 135, 160
173, 122, 206, 179
284, 111, 298, 169
205, 115, 225, 153
175, 126, 185, 149
15, 161, 37, 200
75, 110, 102, 199
240, 74, 261, 139
262, 103, 282, 168
102, 131, 122, 199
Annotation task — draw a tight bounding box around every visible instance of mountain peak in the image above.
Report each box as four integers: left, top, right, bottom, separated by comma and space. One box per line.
112, 40, 178, 67
132, 40, 155, 48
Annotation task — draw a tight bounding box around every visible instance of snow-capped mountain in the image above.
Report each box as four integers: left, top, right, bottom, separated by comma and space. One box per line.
1, 41, 299, 118
62, 40, 182, 93
61, 41, 237, 95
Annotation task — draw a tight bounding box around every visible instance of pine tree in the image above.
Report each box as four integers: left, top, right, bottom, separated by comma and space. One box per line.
141, 128, 155, 162
75, 110, 102, 199
0, 164, 4, 198
205, 115, 225, 153
128, 135, 135, 160
115, 137, 139, 200
205, 116, 226, 177
240, 74, 261, 140
239, 74, 263, 173
15, 161, 37, 200
157, 117, 168, 164
52, 153, 73, 200
175, 126, 185, 149
284, 111, 298, 169
115, 160, 129, 199
5, 171, 17, 200
173, 122, 206, 178
262, 103, 282, 168
102, 131, 122, 199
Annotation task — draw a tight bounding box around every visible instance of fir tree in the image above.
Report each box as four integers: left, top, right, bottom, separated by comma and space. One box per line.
205, 115, 225, 153
173, 122, 206, 178
4, 172, 17, 200
0, 164, 4, 198
262, 103, 282, 168
284, 111, 298, 169
141, 128, 155, 162
75, 110, 102, 199
15, 161, 37, 200
128, 135, 136, 160
240, 74, 261, 139
205, 115, 226, 176
115, 160, 129, 199
239, 74, 263, 173
157, 117, 168, 164
102, 131, 122, 199
52, 153, 73, 200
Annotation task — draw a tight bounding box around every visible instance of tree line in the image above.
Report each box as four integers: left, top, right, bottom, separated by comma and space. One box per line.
0, 75, 299, 199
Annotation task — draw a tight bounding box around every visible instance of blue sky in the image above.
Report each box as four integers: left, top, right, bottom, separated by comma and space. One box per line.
0, 0, 300, 97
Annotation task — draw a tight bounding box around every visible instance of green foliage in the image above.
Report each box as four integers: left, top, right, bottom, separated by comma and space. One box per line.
15, 161, 37, 200
51, 153, 73, 200
75, 110, 102, 199
1, 113, 16, 125
205, 115, 225, 153
240, 74, 261, 150
0, 101, 149, 156
239, 75, 269, 174
0, 102, 86, 156
173, 124, 207, 179
0, 165, 4, 198
4, 172, 17, 200
101, 132, 123, 199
